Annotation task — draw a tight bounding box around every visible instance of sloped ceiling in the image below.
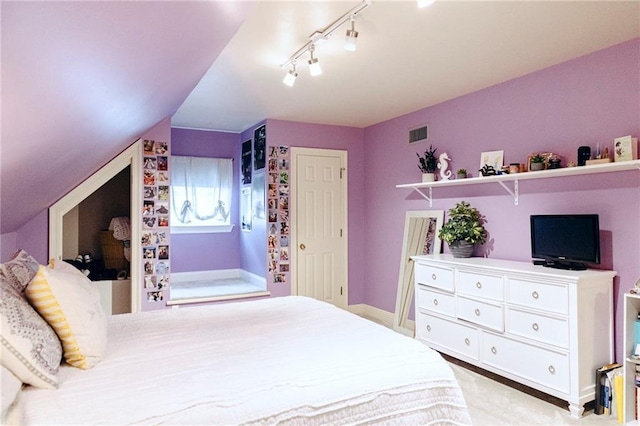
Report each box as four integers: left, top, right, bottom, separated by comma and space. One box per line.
2, 1, 639, 235
172, 0, 640, 131
1, 0, 252, 234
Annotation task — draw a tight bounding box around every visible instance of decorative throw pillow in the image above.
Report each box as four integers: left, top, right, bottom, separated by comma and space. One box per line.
0, 250, 40, 294
25, 261, 107, 369
0, 277, 62, 389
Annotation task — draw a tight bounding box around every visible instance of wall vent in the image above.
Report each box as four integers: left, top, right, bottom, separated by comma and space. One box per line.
409, 125, 428, 144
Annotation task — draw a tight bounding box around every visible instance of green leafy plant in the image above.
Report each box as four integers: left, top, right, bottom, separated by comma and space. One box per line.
457, 168, 467, 175
417, 145, 438, 173
438, 201, 487, 245
531, 154, 545, 163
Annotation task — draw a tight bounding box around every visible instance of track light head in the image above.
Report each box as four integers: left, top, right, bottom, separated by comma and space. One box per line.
344, 17, 358, 51
308, 45, 322, 76
417, 0, 436, 8
282, 62, 298, 87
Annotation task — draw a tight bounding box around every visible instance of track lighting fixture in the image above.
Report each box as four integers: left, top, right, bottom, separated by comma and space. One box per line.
280, 0, 370, 84
417, 0, 436, 8
344, 16, 358, 51
308, 45, 322, 76
282, 61, 298, 87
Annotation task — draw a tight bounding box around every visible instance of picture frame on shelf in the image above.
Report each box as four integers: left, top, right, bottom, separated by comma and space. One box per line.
479, 150, 504, 176
614, 135, 638, 162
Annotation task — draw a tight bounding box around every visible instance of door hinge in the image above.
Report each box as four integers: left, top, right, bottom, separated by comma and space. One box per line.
340, 229, 343, 237
340, 167, 346, 179
340, 286, 343, 296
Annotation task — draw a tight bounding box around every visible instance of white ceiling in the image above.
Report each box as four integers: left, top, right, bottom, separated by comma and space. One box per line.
172, 0, 640, 132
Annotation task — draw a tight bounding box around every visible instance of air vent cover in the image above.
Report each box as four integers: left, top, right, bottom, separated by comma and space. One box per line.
409, 125, 428, 144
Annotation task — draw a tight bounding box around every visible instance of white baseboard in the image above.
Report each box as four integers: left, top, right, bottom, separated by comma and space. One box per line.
171, 269, 266, 288
348, 303, 415, 332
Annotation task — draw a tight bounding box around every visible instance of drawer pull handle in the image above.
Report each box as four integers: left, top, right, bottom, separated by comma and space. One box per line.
426, 325, 431, 332
532, 291, 539, 299
548, 365, 556, 374
491, 346, 497, 355
476, 281, 482, 289
432, 273, 437, 281
474, 308, 481, 316
532, 323, 539, 331
433, 299, 439, 306
464, 338, 470, 346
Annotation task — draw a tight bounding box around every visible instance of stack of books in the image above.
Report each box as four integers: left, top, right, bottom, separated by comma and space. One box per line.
594, 363, 623, 422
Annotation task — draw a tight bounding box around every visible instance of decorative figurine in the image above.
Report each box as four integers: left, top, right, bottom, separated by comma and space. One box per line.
438, 152, 452, 181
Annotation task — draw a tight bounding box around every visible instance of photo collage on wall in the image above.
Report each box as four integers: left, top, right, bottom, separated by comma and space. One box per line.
267, 145, 290, 284
142, 139, 170, 305
241, 139, 252, 231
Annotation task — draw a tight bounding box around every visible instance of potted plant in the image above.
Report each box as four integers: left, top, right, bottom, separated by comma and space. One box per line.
417, 145, 437, 182
456, 168, 467, 179
529, 154, 546, 171
438, 201, 487, 258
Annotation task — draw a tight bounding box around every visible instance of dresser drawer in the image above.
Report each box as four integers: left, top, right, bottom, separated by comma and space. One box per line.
416, 313, 479, 360
481, 333, 569, 395
456, 296, 504, 332
414, 263, 454, 292
457, 270, 504, 301
416, 285, 455, 317
508, 279, 568, 315
506, 308, 569, 349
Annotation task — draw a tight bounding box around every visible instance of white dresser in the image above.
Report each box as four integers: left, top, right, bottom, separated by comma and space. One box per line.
412, 254, 615, 417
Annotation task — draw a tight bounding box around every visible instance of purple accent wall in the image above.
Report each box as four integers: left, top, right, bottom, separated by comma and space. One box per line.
264, 120, 366, 302
170, 128, 242, 272
363, 39, 640, 362
239, 122, 268, 281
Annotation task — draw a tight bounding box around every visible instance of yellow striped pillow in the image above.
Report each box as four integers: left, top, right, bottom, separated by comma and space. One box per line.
26, 263, 106, 369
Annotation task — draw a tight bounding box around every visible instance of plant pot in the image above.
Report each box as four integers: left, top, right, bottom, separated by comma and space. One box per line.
449, 240, 474, 258
422, 173, 435, 182
530, 162, 545, 171
457, 173, 466, 180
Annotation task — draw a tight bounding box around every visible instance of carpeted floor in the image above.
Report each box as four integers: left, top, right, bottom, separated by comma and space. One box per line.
449, 361, 620, 425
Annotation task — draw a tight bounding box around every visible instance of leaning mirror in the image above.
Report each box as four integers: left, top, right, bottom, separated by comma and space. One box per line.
393, 210, 444, 336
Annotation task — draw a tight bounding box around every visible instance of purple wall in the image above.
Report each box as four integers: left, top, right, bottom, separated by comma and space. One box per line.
363, 38, 640, 362
170, 128, 242, 272
264, 119, 366, 302
239, 122, 268, 281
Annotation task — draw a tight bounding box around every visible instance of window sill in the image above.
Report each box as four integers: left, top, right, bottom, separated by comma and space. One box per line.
167, 291, 271, 306
171, 224, 234, 234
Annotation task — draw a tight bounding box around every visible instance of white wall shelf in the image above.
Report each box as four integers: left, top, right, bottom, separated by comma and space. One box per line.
396, 160, 640, 206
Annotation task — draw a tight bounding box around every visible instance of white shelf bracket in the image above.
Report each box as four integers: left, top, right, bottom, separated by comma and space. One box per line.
413, 187, 433, 207
497, 179, 519, 205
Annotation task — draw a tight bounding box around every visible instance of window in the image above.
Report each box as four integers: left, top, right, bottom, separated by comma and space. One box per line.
170, 156, 233, 233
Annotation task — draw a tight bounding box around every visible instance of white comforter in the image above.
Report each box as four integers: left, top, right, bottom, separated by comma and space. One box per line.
21, 296, 470, 425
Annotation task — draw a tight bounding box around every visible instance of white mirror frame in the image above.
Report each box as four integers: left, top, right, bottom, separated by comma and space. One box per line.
393, 210, 444, 336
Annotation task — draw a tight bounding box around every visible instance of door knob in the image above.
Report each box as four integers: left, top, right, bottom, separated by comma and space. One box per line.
299, 243, 306, 250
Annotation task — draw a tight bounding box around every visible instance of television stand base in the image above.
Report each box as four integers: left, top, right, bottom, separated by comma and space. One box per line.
542, 261, 587, 271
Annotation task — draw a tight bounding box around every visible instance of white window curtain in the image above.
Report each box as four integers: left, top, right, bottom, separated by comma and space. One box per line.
171, 156, 233, 229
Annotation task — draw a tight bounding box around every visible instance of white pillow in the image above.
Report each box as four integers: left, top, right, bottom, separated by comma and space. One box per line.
25, 261, 107, 369
0, 278, 62, 389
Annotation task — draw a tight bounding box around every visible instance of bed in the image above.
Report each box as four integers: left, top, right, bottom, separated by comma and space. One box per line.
1, 251, 470, 425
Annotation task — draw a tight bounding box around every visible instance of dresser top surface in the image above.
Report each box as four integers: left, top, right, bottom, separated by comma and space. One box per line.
412, 254, 616, 280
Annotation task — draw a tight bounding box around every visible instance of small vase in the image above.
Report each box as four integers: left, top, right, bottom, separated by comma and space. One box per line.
422, 173, 435, 182
449, 240, 474, 258
457, 172, 466, 180
530, 162, 544, 171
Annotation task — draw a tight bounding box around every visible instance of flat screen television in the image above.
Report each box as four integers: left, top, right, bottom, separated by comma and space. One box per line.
530, 214, 600, 270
